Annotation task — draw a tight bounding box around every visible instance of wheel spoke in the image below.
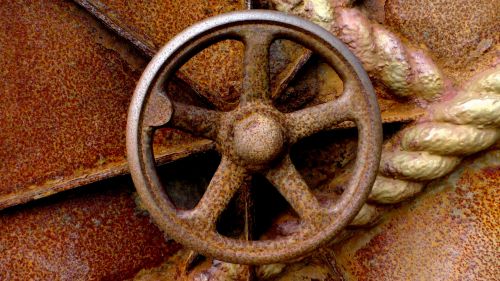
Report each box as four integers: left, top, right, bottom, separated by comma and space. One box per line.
170, 101, 221, 140
286, 89, 354, 143
265, 155, 325, 228
238, 178, 255, 241
241, 31, 274, 105
184, 157, 246, 229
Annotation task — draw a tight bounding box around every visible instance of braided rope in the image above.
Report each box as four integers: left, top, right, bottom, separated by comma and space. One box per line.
378, 67, 500, 193
270, 0, 500, 226
335, 8, 444, 101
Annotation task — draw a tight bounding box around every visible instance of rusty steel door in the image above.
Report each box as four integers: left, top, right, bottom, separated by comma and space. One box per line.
0, 0, 498, 280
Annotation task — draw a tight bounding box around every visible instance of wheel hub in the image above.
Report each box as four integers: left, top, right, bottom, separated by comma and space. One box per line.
233, 113, 284, 166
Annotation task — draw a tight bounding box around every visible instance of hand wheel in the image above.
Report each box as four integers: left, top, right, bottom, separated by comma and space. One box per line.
127, 10, 382, 265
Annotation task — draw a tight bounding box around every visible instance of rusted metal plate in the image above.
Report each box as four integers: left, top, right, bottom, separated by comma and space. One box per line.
332, 149, 500, 280
0, 177, 181, 280
385, 0, 500, 81
0, 0, 210, 210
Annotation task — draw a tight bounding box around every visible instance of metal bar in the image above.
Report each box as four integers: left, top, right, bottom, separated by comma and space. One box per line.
74, 0, 157, 57
0, 140, 214, 211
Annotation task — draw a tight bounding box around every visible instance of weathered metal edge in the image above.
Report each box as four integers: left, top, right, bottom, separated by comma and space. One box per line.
73, 0, 157, 57
0, 140, 215, 211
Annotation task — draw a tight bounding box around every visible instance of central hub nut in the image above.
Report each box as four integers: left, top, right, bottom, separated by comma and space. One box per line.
233, 113, 284, 165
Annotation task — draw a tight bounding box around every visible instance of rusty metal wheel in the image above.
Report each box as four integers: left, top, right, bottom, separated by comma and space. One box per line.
127, 10, 382, 265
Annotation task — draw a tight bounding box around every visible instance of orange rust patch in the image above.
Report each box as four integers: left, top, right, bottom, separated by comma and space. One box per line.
333, 149, 499, 280
0, 177, 181, 280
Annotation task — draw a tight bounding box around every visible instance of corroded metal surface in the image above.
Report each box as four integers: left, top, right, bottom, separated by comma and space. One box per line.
127, 11, 382, 264
385, 0, 500, 81
0, 0, 137, 205
0, 0, 423, 212
0, 177, 181, 280
0, 0, 214, 210
333, 149, 500, 280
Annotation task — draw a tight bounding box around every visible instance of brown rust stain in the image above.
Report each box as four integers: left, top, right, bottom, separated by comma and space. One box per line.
0, 0, 208, 210
385, 0, 500, 82
333, 149, 499, 280
0, 177, 181, 280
